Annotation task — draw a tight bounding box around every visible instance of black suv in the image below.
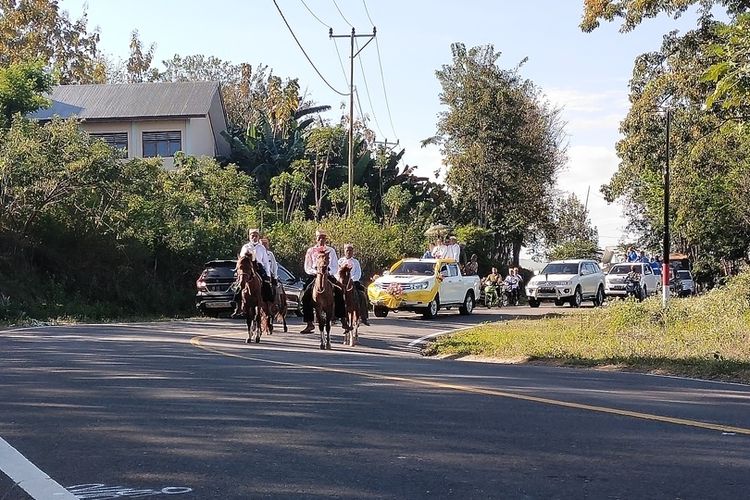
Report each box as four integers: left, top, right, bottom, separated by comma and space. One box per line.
195, 260, 304, 317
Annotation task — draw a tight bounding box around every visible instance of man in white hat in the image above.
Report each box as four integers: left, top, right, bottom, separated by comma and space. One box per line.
240, 228, 271, 277
300, 229, 345, 334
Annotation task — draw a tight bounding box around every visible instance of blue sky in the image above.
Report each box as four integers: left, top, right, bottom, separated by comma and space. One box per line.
60, 0, 700, 248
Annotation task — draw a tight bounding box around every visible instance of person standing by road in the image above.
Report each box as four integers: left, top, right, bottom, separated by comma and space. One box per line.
337, 243, 370, 326
464, 254, 479, 276
504, 268, 522, 306
446, 236, 461, 262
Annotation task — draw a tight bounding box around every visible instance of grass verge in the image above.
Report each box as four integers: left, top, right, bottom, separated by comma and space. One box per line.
424, 271, 750, 384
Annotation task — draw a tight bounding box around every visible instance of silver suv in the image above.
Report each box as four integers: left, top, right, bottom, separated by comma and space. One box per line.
525, 259, 606, 308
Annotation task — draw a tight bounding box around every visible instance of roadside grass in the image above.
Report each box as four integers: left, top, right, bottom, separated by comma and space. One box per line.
424, 271, 750, 384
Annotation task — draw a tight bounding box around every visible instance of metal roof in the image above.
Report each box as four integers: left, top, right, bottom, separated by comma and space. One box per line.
30, 81, 221, 120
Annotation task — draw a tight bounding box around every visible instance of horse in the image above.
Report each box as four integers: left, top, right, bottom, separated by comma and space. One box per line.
338, 264, 361, 347
236, 254, 271, 344
312, 251, 335, 350
269, 279, 288, 333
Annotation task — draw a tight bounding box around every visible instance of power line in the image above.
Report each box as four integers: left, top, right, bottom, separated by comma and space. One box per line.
362, 0, 375, 25
331, 0, 354, 27
272, 0, 349, 97
300, 0, 331, 28
332, 38, 349, 90
361, 0, 398, 139
354, 38, 386, 138
374, 37, 398, 139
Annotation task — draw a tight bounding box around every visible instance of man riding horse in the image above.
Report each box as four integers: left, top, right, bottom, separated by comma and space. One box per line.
300, 229, 348, 334
337, 243, 370, 326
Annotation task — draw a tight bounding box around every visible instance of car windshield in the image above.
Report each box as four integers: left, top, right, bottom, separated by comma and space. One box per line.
391, 261, 435, 275
609, 265, 637, 275
677, 270, 692, 279
541, 263, 579, 275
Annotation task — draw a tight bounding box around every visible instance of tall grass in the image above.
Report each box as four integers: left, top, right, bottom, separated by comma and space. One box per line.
426, 271, 750, 382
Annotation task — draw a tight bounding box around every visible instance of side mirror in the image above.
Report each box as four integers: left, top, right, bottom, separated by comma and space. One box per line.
533, 270, 539, 276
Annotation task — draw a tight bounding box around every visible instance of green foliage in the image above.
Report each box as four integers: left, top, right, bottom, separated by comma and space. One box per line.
431, 42, 566, 266
599, 15, 750, 278
539, 193, 600, 261
0, 61, 53, 128
548, 240, 600, 261
704, 13, 750, 109
0, 117, 259, 321
0, 0, 105, 83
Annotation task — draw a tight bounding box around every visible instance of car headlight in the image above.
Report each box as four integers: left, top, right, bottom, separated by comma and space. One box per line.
413, 281, 430, 290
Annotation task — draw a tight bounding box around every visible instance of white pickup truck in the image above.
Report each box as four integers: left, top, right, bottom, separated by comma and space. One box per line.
367, 258, 481, 319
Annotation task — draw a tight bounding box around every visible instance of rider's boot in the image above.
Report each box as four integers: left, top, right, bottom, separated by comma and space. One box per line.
300, 321, 315, 334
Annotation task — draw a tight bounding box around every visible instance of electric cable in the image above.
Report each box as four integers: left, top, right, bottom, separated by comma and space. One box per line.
272, 0, 349, 96
331, 0, 354, 27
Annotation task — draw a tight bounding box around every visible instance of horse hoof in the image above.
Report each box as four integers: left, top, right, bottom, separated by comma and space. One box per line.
245, 338, 251, 344
255, 336, 260, 344
326, 342, 331, 350
283, 326, 288, 333
320, 344, 325, 350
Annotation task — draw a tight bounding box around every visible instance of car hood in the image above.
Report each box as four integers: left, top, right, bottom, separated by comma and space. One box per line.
373, 275, 434, 285
529, 274, 577, 284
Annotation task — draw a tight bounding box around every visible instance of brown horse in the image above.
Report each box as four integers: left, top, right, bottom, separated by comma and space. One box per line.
269, 279, 288, 333
236, 254, 271, 343
312, 251, 334, 350
339, 264, 361, 347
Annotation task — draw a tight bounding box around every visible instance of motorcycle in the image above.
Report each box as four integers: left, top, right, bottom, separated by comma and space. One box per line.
483, 281, 509, 308
624, 275, 643, 301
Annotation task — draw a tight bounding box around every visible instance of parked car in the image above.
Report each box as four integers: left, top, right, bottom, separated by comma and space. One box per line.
195, 260, 303, 317
675, 269, 695, 297
604, 262, 658, 299
367, 258, 481, 319
525, 259, 605, 308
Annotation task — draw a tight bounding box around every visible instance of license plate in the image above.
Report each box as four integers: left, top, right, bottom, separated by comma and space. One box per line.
205, 301, 232, 309
612, 285, 625, 290
539, 288, 555, 293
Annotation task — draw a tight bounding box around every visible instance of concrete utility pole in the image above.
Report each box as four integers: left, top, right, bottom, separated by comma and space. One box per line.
330, 27, 376, 217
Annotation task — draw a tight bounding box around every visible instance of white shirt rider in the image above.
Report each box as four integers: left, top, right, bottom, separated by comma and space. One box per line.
304, 232, 338, 277
338, 250, 362, 282
240, 229, 271, 276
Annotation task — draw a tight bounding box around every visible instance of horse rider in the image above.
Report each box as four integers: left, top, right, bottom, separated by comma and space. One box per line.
337, 243, 370, 326
300, 229, 347, 334
240, 228, 273, 301
261, 237, 279, 287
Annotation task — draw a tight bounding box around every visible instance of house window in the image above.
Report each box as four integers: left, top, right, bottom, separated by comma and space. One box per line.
142, 131, 181, 157
90, 132, 128, 153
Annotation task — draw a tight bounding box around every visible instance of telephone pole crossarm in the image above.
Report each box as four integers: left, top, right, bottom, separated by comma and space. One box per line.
329, 27, 377, 217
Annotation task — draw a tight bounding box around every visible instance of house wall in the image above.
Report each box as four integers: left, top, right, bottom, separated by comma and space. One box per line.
81, 117, 216, 169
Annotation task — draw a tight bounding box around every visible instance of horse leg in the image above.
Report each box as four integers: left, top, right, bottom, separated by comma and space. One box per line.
254, 307, 262, 343
318, 311, 326, 350
325, 309, 332, 350
245, 304, 254, 344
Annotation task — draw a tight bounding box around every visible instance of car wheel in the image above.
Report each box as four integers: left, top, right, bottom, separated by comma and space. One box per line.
422, 296, 439, 319
459, 292, 474, 315
373, 306, 389, 318
528, 298, 540, 308
569, 287, 582, 308
593, 286, 605, 307
202, 310, 219, 318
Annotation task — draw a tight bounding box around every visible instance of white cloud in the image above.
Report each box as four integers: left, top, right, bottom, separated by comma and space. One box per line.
545, 88, 628, 114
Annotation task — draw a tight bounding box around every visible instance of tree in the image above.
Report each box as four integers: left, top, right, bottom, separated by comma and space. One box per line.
0, 0, 105, 83
428, 42, 566, 267
593, 15, 750, 273
0, 60, 53, 128
580, 0, 748, 33
544, 194, 600, 261
126, 30, 157, 83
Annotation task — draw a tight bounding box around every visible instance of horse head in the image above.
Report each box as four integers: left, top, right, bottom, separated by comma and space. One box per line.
339, 263, 352, 284
315, 249, 330, 273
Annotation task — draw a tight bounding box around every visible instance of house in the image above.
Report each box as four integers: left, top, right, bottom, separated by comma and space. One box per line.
29, 81, 231, 168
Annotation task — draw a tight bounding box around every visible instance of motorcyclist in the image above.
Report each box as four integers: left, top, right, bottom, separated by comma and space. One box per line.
504, 268, 522, 306
625, 265, 643, 300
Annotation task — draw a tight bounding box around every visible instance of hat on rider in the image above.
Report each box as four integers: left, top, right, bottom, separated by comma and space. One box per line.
315, 229, 327, 238
248, 228, 260, 238
343, 243, 353, 250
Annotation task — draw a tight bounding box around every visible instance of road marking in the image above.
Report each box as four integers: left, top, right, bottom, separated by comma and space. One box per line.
191, 333, 750, 437
0, 437, 76, 499
407, 325, 476, 347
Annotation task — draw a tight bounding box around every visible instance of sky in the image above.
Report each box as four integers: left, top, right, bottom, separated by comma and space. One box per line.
59, 0, 700, 250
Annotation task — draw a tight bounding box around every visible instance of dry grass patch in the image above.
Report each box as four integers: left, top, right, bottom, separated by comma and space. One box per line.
425, 271, 750, 383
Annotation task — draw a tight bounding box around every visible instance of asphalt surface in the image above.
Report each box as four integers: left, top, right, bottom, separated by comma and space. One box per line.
2, 306, 750, 499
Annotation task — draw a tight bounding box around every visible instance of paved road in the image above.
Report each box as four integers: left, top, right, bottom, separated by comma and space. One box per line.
1, 308, 749, 499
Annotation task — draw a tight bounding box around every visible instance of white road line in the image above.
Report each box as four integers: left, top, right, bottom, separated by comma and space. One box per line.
0, 437, 76, 499
407, 325, 476, 347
